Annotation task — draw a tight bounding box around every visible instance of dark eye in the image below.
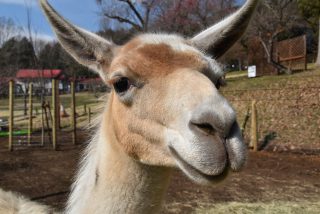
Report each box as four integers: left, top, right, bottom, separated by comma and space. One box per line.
113, 77, 131, 94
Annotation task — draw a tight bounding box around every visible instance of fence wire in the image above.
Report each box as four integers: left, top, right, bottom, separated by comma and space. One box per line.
224, 85, 320, 149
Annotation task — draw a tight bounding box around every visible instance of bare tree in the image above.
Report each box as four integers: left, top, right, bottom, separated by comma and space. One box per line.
155, 0, 236, 36
21, 0, 43, 115
0, 17, 22, 47
247, 0, 303, 73
96, 0, 161, 32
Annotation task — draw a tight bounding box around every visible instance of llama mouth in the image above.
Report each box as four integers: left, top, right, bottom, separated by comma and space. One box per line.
169, 146, 229, 184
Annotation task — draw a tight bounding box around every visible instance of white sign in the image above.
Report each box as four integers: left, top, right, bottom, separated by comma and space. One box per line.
248, 65, 257, 78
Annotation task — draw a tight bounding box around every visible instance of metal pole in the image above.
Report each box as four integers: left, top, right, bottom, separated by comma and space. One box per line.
56, 82, 61, 129
52, 79, 57, 150
8, 80, 14, 151
71, 81, 76, 145
41, 102, 45, 146
28, 83, 33, 145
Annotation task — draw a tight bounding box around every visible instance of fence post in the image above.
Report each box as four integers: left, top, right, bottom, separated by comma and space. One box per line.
41, 102, 45, 146
71, 81, 76, 145
84, 104, 87, 115
52, 79, 57, 150
56, 82, 61, 130
88, 107, 91, 124
8, 80, 14, 151
250, 100, 258, 151
28, 83, 33, 145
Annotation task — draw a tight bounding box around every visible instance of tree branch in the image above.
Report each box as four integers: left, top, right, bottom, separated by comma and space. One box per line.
104, 13, 143, 31
119, 0, 145, 27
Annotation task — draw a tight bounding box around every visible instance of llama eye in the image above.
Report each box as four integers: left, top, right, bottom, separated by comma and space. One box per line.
113, 77, 131, 94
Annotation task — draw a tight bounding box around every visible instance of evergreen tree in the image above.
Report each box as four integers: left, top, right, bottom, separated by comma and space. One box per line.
0, 37, 36, 76
38, 42, 95, 78
16, 37, 36, 69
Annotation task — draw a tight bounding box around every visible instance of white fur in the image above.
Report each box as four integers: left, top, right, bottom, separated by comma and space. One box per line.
66, 127, 101, 213
0, 189, 57, 214
139, 33, 200, 53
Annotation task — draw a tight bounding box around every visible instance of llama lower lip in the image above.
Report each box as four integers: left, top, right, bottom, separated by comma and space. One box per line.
169, 146, 229, 183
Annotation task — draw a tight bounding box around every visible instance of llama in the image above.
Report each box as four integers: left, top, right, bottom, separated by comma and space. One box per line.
0, 0, 259, 213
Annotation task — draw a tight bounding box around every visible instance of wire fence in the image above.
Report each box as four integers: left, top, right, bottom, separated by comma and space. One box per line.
223, 83, 320, 150
248, 35, 308, 75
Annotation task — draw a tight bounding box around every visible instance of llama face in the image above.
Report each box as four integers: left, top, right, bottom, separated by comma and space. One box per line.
40, 0, 258, 185
105, 35, 246, 184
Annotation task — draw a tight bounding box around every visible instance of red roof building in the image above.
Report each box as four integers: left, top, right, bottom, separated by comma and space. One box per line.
16, 69, 65, 79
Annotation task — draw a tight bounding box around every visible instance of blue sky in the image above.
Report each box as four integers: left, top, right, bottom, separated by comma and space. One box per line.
0, 0, 246, 42
0, 0, 101, 41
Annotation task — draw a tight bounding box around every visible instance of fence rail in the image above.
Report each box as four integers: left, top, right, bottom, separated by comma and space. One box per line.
0, 80, 100, 151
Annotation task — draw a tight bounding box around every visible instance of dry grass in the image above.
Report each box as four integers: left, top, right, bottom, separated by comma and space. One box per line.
0, 92, 106, 130
222, 68, 320, 148
196, 201, 320, 214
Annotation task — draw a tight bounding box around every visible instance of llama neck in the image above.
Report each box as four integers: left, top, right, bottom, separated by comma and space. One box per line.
66, 102, 172, 214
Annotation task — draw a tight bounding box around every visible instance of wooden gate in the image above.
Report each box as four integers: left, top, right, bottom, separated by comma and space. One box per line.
248, 35, 307, 76
275, 35, 307, 71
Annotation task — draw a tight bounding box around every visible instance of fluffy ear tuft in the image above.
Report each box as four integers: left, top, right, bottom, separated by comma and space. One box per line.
39, 0, 116, 80
190, 0, 259, 59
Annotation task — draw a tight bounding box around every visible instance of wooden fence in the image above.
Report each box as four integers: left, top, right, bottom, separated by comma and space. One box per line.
5, 79, 82, 151
248, 35, 307, 75
275, 35, 307, 71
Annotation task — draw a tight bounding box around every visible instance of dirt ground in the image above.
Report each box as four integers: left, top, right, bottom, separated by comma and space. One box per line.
0, 131, 319, 213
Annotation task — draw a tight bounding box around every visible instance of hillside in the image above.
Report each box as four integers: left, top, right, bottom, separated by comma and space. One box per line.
223, 68, 320, 150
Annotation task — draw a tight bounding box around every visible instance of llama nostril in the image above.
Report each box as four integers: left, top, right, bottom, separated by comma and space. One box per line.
191, 122, 216, 135
226, 121, 238, 138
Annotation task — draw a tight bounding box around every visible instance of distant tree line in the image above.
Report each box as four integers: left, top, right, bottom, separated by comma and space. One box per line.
0, 34, 93, 78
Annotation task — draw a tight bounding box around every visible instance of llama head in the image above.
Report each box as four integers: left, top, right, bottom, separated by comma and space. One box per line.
40, 0, 258, 185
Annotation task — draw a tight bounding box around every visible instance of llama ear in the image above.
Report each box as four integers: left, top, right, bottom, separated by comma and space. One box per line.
190, 0, 259, 59
39, 0, 116, 80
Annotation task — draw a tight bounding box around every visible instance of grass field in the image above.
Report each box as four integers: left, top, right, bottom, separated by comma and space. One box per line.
223, 67, 320, 148
196, 201, 320, 214
0, 92, 105, 130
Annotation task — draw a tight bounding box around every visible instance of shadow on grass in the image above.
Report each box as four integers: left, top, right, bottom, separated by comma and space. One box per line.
259, 131, 277, 151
